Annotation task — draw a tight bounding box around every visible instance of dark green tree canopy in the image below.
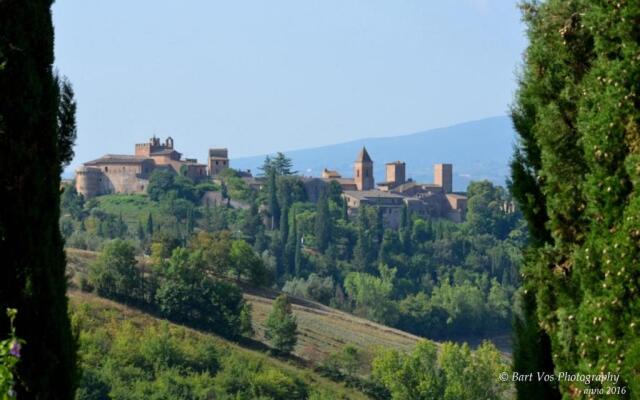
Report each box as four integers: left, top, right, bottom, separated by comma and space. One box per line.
510, 0, 640, 397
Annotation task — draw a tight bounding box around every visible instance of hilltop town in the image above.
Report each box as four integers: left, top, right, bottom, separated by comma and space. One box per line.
75, 136, 467, 226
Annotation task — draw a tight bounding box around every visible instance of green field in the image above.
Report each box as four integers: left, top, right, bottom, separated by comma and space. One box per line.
94, 194, 170, 229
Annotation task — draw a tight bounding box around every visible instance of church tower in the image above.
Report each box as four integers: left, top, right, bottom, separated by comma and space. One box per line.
354, 147, 374, 191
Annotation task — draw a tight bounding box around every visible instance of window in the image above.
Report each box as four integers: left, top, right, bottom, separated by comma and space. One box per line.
104, 166, 108, 172
216, 161, 219, 165
357, 169, 360, 177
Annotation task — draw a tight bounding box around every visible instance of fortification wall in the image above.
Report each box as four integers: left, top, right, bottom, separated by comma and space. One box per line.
102, 166, 149, 194
75, 167, 103, 198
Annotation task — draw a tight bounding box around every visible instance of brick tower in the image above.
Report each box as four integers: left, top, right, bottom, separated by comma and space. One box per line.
434, 163, 453, 193
354, 147, 374, 191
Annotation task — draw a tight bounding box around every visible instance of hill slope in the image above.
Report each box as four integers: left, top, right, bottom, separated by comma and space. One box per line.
232, 116, 515, 191
67, 248, 422, 367
69, 291, 369, 399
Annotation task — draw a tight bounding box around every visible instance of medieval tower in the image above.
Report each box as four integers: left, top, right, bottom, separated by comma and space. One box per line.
208, 148, 229, 176
434, 163, 453, 193
354, 146, 374, 191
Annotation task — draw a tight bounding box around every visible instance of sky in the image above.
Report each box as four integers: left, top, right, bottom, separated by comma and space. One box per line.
52, 0, 527, 173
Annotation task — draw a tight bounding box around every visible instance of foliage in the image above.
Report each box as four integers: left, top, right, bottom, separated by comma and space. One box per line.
510, 0, 640, 397
88, 240, 141, 303
282, 274, 335, 305
314, 193, 332, 252
260, 153, 296, 177
65, 168, 523, 343
56, 76, 77, 167
0, 309, 23, 400
319, 345, 361, 380
372, 340, 511, 400
344, 265, 398, 325
230, 239, 269, 285
72, 299, 359, 400
147, 169, 203, 204
0, 2, 78, 396
265, 295, 298, 355
154, 248, 246, 338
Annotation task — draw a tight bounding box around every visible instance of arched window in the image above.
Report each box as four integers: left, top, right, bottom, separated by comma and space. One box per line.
104, 166, 108, 172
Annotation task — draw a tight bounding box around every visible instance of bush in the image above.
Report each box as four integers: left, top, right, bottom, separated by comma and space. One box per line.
88, 239, 141, 303
282, 273, 334, 304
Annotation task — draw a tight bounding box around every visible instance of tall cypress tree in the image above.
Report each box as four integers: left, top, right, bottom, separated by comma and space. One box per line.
511, 0, 640, 397
284, 209, 297, 276
314, 192, 331, 252
0, 1, 77, 398
279, 204, 290, 275
146, 212, 154, 237
268, 169, 279, 230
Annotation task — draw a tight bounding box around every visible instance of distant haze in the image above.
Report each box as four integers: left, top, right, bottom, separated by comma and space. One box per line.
232, 116, 516, 192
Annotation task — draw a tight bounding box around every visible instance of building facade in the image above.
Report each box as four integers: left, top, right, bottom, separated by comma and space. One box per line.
76, 136, 224, 198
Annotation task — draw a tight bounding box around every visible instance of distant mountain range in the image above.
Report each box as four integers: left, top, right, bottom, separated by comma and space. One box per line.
232, 116, 517, 192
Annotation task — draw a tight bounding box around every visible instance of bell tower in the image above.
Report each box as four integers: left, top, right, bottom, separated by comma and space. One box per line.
354, 147, 374, 191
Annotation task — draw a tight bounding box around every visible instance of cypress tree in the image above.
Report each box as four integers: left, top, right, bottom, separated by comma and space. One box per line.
241, 199, 261, 243
342, 197, 349, 221
137, 221, 145, 242
146, 212, 154, 237
280, 205, 290, 275
203, 201, 212, 232
314, 192, 331, 252
264, 294, 298, 355
284, 209, 297, 276
294, 230, 303, 278
511, 1, 640, 397
267, 169, 279, 229
399, 203, 412, 254
186, 207, 194, 234
0, 1, 77, 397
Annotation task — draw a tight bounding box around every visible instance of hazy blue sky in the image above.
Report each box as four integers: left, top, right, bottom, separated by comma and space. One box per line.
53, 1, 526, 171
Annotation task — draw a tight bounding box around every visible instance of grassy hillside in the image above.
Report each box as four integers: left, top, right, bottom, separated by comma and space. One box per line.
69, 291, 368, 399
93, 194, 171, 230
240, 285, 421, 367
67, 248, 422, 369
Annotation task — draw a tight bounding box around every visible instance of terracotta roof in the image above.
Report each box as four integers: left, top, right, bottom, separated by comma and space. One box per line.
85, 154, 148, 165
321, 177, 356, 186
355, 147, 372, 163
150, 149, 181, 156
343, 190, 404, 200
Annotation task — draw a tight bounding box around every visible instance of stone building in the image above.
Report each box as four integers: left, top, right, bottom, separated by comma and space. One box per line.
321, 147, 468, 226
342, 190, 405, 227
208, 148, 229, 176
76, 136, 217, 198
